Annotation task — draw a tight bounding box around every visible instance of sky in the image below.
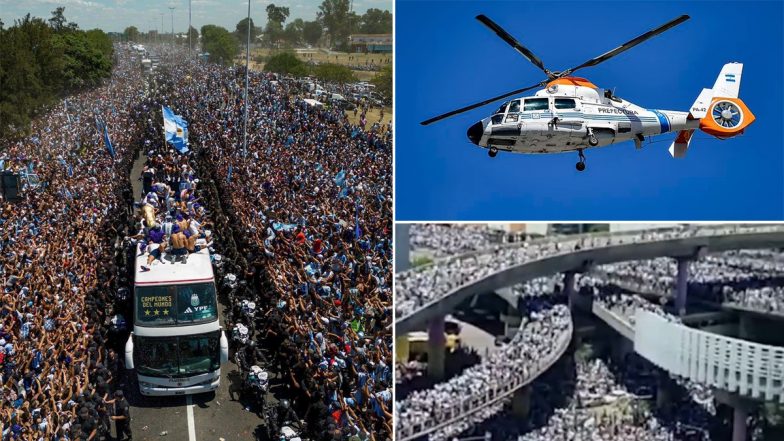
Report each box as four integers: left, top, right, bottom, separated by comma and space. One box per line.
0, 0, 391, 33
395, 0, 784, 221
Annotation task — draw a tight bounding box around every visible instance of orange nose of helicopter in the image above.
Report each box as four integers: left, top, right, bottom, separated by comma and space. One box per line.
467, 121, 484, 145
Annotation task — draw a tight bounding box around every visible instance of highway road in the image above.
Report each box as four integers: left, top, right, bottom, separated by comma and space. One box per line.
122, 148, 279, 441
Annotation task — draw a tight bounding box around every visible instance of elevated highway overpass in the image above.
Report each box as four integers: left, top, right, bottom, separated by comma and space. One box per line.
396, 224, 784, 441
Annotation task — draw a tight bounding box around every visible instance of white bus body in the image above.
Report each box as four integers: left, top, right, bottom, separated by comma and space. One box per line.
125, 244, 229, 396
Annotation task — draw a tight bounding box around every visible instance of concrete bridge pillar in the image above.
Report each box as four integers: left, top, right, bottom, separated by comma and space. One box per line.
733, 406, 748, 441
395, 223, 410, 273
564, 271, 577, 311
715, 390, 752, 441
675, 257, 689, 316
612, 335, 633, 362
511, 385, 532, 418
656, 376, 672, 411
427, 315, 445, 381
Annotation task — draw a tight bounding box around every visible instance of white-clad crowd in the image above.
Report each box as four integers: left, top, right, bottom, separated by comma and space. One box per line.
394, 225, 784, 440
409, 224, 494, 258
518, 358, 691, 441
594, 250, 784, 314
396, 224, 784, 319
395, 304, 571, 439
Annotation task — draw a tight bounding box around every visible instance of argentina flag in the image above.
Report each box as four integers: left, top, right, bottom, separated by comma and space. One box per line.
162, 106, 189, 154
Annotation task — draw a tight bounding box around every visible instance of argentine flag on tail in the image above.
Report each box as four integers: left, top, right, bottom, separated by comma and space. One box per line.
162, 106, 189, 154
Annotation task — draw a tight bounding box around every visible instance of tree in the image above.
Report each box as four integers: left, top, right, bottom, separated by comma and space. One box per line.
360, 8, 392, 34
201, 25, 239, 65
266, 4, 290, 25
53, 31, 112, 91
264, 52, 308, 76
263, 4, 290, 47
48, 7, 66, 31
235, 17, 257, 44
312, 63, 356, 83
85, 29, 113, 59
0, 13, 113, 137
371, 64, 391, 100
124, 26, 139, 42
283, 18, 304, 45
318, 0, 352, 50
302, 21, 322, 46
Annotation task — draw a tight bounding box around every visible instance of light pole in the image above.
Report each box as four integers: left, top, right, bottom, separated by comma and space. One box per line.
188, 0, 192, 55
242, 0, 250, 157
169, 6, 175, 49
160, 13, 164, 45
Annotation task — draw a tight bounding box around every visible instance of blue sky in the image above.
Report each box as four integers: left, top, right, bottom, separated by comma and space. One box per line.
1, 0, 390, 33
395, 0, 784, 221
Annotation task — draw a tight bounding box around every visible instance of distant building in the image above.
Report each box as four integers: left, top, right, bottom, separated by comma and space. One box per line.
609, 223, 679, 232
395, 224, 410, 273
348, 34, 392, 53
487, 223, 549, 242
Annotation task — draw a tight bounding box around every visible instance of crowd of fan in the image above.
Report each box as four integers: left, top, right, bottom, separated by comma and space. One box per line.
396, 302, 571, 440
394, 226, 784, 441
517, 356, 703, 441
409, 224, 495, 258
146, 55, 392, 438
595, 250, 784, 314
395, 346, 481, 401
589, 284, 717, 415
0, 48, 145, 440
395, 225, 775, 318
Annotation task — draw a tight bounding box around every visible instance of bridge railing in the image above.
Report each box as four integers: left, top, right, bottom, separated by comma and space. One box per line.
396, 320, 573, 441
635, 310, 784, 403
591, 301, 636, 340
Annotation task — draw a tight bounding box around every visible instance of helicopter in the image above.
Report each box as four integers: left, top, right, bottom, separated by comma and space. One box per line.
421, 14, 755, 171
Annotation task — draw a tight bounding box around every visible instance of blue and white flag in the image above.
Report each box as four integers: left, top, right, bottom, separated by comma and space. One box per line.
103, 124, 115, 158
162, 106, 189, 154
334, 170, 346, 187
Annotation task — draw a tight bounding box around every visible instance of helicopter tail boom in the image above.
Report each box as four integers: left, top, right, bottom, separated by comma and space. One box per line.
697, 63, 754, 139
669, 63, 754, 157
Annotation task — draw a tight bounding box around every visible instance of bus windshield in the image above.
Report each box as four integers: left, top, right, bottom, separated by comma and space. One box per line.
135, 283, 218, 326
135, 332, 220, 378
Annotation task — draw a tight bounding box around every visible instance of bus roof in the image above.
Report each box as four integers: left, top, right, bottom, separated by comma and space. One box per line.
135, 243, 214, 286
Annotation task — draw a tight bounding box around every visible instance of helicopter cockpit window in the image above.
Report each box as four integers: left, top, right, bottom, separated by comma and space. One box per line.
554, 98, 576, 109
491, 102, 509, 125
523, 98, 549, 111
505, 100, 521, 123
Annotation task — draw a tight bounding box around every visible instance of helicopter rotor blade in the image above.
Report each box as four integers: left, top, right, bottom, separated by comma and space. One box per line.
476, 14, 551, 77
420, 82, 542, 126
561, 15, 690, 77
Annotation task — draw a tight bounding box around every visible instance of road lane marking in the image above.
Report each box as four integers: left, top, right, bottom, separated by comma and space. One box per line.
186, 395, 196, 441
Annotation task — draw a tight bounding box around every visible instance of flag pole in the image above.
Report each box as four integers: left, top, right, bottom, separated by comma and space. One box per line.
169, 6, 175, 50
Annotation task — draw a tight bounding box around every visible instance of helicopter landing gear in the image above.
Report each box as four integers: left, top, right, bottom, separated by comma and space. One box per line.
587, 128, 599, 147
576, 149, 586, 172
488, 147, 498, 158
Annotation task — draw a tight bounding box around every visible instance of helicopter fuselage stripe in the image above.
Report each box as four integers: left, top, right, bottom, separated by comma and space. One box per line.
650, 109, 671, 133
